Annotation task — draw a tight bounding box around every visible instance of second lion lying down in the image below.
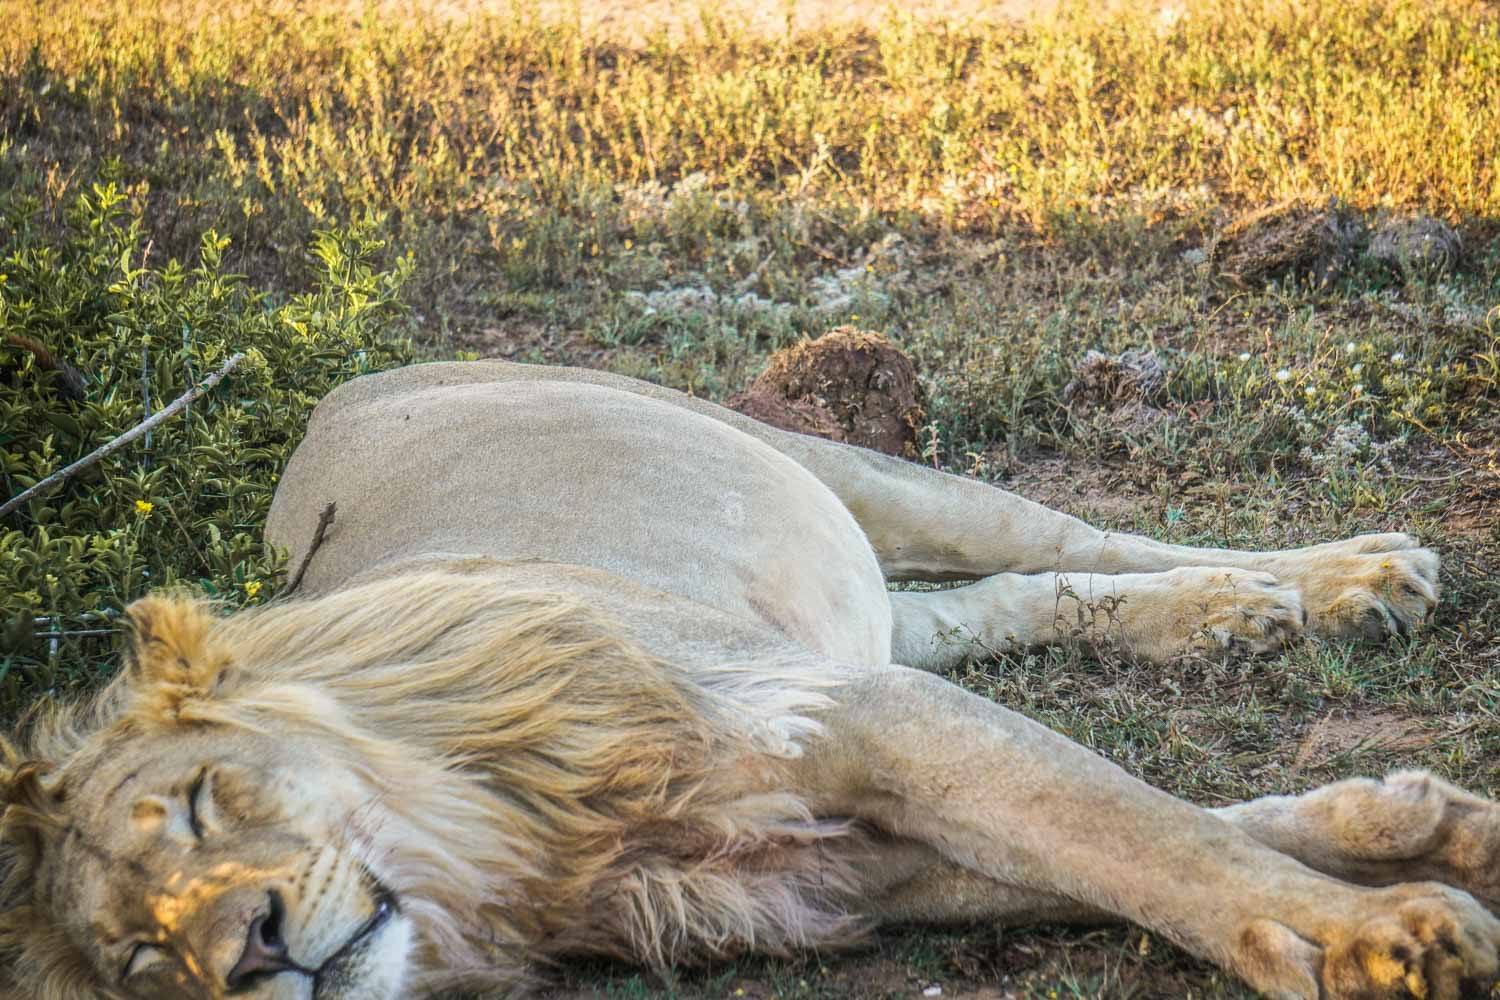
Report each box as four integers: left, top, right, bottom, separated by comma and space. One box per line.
2, 361, 1494, 1000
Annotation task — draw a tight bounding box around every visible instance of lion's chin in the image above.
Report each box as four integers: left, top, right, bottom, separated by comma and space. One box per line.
311, 912, 413, 1000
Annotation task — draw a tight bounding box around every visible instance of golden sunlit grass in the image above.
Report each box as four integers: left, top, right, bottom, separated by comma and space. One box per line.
6, 0, 1499, 217
2, 0, 1497, 331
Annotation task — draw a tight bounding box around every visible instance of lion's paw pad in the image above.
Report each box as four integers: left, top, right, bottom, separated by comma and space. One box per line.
1325, 892, 1500, 999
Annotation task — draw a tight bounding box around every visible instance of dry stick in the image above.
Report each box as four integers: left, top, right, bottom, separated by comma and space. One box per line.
0, 352, 245, 521
284, 501, 337, 595
141, 343, 152, 470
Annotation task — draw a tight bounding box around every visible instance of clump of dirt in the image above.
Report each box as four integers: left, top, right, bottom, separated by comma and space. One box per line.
1369, 214, 1463, 277
728, 327, 926, 458
1062, 350, 1170, 436
1064, 349, 1165, 409
1205, 199, 1364, 287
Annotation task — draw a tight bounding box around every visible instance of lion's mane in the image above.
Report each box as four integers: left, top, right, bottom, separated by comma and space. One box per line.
1, 571, 863, 995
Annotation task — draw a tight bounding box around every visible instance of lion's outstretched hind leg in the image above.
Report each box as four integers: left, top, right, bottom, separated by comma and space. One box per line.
803, 668, 1500, 999
330, 362, 1439, 645
759, 433, 1440, 645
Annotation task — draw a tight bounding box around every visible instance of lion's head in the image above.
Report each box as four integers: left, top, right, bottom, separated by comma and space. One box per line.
2, 596, 418, 999
1, 571, 853, 999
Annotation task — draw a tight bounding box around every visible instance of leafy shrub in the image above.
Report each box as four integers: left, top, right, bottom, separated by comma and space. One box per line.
0, 183, 412, 714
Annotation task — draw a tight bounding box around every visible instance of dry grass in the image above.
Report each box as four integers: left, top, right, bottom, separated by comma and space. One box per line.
3, 0, 1499, 995
3, 0, 1498, 336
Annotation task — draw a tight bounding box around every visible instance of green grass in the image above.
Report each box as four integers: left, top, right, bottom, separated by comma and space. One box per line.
2, 0, 1499, 995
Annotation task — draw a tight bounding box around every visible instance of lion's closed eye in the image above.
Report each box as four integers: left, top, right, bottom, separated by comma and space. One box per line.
187, 770, 210, 840
121, 941, 171, 982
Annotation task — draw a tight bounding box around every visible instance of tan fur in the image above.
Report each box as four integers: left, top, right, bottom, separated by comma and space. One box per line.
4, 360, 1499, 1000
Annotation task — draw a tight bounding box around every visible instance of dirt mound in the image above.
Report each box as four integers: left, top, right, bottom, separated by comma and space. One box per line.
728, 328, 926, 458
1206, 199, 1363, 287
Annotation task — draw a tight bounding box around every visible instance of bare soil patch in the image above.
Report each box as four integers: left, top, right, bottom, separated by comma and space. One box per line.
455, 318, 608, 368
1286, 709, 1438, 779
998, 456, 1156, 526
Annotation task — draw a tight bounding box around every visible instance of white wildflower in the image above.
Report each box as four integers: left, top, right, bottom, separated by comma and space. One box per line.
1275, 369, 1292, 382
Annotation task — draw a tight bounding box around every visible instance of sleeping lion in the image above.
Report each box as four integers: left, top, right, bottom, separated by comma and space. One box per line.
4, 360, 1499, 1000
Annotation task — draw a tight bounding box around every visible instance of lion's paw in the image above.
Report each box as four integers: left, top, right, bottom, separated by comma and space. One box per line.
1322, 888, 1500, 1000
1129, 567, 1304, 661
1376, 771, 1500, 914
1269, 541, 1440, 641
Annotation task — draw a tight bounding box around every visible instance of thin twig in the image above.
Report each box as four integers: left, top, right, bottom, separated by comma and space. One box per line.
285, 501, 337, 595
182, 325, 195, 426
0, 352, 244, 520
141, 343, 152, 470
1392, 468, 1474, 484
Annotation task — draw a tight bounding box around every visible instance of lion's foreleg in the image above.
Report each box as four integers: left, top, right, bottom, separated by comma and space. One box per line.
890, 567, 1305, 666
801, 668, 1500, 998
849, 836, 1104, 925
863, 769, 1500, 930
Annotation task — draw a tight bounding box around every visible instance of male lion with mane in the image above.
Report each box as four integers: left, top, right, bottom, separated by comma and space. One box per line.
4, 361, 1500, 1000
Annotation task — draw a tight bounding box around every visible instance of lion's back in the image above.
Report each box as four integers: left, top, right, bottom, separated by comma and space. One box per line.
269, 365, 893, 665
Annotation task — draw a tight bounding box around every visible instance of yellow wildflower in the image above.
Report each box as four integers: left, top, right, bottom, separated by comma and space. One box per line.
244, 579, 262, 599
134, 499, 154, 516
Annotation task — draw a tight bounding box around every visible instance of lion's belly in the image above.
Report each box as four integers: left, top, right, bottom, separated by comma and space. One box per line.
268, 377, 892, 665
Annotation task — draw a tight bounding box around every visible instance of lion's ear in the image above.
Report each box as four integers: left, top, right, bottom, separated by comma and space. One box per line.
124, 595, 236, 722
1, 761, 63, 834
2, 742, 87, 997
0, 743, 65, 883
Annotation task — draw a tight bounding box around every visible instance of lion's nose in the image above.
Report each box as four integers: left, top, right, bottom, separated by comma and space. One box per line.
225, 890, 294, 990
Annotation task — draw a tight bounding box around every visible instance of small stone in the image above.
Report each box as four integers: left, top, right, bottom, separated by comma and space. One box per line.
1368, 215, 1462, 277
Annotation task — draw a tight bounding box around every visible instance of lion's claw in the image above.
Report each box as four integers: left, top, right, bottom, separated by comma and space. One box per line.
1265, 537, 1441, 642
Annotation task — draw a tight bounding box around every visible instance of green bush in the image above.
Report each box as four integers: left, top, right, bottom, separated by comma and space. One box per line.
0, 183, 412, 715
